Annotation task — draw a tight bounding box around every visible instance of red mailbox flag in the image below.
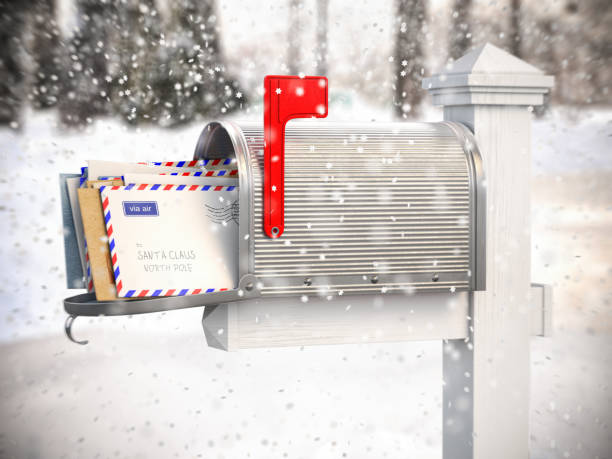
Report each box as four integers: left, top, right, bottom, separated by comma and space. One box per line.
263, 75, 328, 238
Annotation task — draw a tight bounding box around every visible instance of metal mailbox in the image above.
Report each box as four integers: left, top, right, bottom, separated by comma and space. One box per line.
64, 120, 485, 322
196, 120, 486, 296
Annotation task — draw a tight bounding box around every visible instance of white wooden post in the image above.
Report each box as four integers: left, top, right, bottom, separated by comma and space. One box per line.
423, 43, 553, 459
203, 285, 550, 350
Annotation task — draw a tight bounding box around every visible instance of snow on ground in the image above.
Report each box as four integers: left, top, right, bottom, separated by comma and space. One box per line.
530, 171, 612, 458
532, 108, 612, 174
0, 104, 610, 458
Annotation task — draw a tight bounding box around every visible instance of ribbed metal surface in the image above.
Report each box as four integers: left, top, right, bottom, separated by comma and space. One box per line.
237, 121, 475, 296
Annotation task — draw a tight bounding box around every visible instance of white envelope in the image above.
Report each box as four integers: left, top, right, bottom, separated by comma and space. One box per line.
123, 173, 238, 187
87, 160, 203, 181
100, 184, 239, 297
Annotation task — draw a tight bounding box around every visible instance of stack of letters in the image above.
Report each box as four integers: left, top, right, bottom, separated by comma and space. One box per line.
59, 159, 239, 301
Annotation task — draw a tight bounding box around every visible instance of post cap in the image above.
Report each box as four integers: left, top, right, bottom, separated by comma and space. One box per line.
423, 43, 554, 106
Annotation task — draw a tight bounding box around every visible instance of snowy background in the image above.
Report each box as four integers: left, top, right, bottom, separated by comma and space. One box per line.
1, 0, 611, 458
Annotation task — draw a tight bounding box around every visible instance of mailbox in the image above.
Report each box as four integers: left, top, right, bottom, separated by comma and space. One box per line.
58, 46, 555, 455
195, 120, 485, 296
63, 78, 485, 325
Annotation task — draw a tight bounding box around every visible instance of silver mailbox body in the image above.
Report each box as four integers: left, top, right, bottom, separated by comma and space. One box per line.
64, 120, 485, 318
196, 120, 485, 296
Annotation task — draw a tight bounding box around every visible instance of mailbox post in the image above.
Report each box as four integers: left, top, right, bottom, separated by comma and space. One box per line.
423, 43, 554, 459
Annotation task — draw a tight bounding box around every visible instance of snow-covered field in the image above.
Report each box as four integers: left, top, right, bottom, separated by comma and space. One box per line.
0, 104, 610, 458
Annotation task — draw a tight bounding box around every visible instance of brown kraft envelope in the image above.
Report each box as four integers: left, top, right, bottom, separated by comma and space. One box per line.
78, 188, 119, 301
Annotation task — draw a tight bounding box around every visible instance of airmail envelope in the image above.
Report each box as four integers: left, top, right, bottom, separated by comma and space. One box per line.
100, 184, 239, 298
87, 160, 203, 181
141, 159, 235, 168
123, 173, 238, 187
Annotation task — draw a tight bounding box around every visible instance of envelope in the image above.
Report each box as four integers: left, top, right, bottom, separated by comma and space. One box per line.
83, 242, 94, 293
79, 167, 88, 187
65, 177, 89, 281
78, 188, 119, 300
59, 173, 86, 289
100, 184, 239, 297
86, 179, 124, 189
159, 169, 237, 177
142, 159, 235, 168
87, 160, 203, 181
123, 173, 238, 187
199, 158, 236, 169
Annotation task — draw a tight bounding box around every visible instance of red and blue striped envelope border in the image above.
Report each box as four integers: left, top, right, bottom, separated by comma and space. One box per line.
84, 240, 94, 293
79, 166, 88, 187
99, 184, 237, 298
138, 159, 234, 167
159, 169, 237, 177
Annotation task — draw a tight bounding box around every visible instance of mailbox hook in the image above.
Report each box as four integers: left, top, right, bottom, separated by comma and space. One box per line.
64, 315, 89, 345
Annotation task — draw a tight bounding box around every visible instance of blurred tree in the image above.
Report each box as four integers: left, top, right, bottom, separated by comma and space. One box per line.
287, 0, 300, 74
526, 18, 558, 116
580, 0, 612, 104
509, 0, 521, 58
108, 0, 165, 124
58, 0, 116, 126
28, 0, 62, 109
394, 0, 426, 118
519, 0, 610, 106
155, 0, 245, 126
449, 0, 472, 60
315, 0, 328, 76
0, 1, 26, 126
